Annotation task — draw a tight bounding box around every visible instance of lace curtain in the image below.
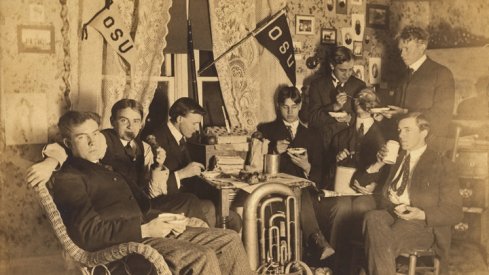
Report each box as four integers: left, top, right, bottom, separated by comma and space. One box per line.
208, 0, 289, 131
100, 0, 172, 128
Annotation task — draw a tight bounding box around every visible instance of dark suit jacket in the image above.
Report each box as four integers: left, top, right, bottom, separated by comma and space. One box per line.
395, 58, 455, 150
144, 123, 189, 194
53, 157, 143, 252
308, 74, 366, 130
258, 119, 323, 185
330, 119, 387, 188
381, 148, 463, 274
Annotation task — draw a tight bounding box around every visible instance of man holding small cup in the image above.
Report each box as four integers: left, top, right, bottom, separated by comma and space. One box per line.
363, 112, 462, 275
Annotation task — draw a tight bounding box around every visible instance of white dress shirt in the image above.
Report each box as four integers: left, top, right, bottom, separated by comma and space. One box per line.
388, 144, 427, 205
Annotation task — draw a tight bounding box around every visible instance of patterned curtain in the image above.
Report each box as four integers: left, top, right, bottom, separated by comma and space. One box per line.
100, 0, 172, 128
208, 0, 289, 131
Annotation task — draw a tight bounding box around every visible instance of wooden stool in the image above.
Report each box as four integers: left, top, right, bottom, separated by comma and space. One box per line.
399, 248, 440, 275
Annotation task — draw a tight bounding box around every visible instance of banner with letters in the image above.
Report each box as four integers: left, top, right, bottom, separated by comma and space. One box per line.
254, 10, 296, 86
82, 5, 136, 65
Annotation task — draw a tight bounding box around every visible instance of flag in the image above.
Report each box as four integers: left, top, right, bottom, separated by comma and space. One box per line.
254, 10, 296, 86
84, 6, 136, 65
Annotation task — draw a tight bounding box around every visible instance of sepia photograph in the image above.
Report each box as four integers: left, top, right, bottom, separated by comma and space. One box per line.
366, 4, 389, 29
1, 1, 489, 275
320, 28, 336, 44
17, 25, 54, 53
295, 15, 315, 35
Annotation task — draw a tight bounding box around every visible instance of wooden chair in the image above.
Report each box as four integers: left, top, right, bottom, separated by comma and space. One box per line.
398, 248, 440, 275
31, 179, 171, 275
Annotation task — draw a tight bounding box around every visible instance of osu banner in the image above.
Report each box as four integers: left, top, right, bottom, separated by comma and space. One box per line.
254, 10, 296, 86
87, 6, 136, 65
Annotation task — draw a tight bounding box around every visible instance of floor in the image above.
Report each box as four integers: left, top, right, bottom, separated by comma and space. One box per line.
1, 241, 488, 275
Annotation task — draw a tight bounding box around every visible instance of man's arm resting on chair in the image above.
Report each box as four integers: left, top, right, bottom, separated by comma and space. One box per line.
26, 143, 67, 187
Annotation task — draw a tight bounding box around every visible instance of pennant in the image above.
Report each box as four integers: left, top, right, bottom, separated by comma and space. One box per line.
83, 5, 136, 65
254, 10, 296, 86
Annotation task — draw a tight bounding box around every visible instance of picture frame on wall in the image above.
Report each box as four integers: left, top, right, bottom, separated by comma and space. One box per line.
321, 28, 337, 44
295, 15, 315, 35
366, 4, 389, 29
17, 25, 55, 53
353, 41, 363, 56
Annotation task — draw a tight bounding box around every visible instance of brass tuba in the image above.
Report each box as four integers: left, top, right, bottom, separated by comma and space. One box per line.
243, 183, 312, 274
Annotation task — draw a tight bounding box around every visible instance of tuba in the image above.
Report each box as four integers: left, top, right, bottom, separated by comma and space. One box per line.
243, 183, 312, 274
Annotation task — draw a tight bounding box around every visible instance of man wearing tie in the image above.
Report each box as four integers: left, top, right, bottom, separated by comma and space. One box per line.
363, 112, 462, 275
382, 26, 455, 152
258, 86, 334, 262
144, 97, 241, 231
307, 46, 366, 185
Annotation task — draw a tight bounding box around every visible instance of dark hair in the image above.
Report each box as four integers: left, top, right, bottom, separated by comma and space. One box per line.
399, 112, 431, 135
355, 87, 380, 111
168, 97, 206, 122
277, 86, 302, 105
398, 26, 429, 44
331, 46, 354, 66
110, 99, 144, 123
58, 111, 101, 139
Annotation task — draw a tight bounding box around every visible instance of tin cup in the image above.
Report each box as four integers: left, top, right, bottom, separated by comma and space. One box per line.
383, 140, 400, 164
264, 154, 280, 175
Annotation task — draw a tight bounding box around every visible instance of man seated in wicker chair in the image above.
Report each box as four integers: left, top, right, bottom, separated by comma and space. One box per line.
27, 99, 215, 227
49, 110, 254, 274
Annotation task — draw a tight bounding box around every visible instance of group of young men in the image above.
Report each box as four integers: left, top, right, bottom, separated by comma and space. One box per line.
26, 25, 463, 275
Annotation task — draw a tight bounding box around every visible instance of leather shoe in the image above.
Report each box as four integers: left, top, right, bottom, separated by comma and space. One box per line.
309, 232, 335, 260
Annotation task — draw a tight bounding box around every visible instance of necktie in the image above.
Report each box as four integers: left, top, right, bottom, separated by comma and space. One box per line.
401, 68, 414, 107
179, 137, 191, 163
357, 123, 364, 138
286, 125, 294, 140
124, 142, 136, 161
391, 154, 411, 196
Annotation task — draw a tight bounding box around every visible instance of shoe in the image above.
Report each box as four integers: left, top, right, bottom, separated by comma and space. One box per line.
309, 232, 335, 260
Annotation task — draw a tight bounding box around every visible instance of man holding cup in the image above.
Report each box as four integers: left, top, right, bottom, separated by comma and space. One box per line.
363, 112, 462, 275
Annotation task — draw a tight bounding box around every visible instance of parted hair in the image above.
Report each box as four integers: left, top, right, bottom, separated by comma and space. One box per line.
168, 97, 206, 122
398, 25, 429, 44
277, 86, 302, 105
58, 111, 101, 139
331, 46, 354, 66
110, 99, 144, 123
399, 112, 431, 135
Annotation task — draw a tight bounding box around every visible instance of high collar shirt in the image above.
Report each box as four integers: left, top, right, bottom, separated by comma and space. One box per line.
355, 116, 374, 133
409, 54, 427, 73
283, 119, 300, 139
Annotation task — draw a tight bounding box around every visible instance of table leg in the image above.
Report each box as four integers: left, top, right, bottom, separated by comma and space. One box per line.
219, 188, 232, 229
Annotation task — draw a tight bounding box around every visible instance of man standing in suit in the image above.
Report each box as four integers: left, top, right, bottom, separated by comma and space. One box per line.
52, 110, 254, 274
363, 112, 463, 275
383, 26, 455, 152
307, 46, 366, 185
258, 86, 334, 262
143, 97, 240, 231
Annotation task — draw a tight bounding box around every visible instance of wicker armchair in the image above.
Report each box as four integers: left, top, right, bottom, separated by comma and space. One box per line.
32, 179, 171, 275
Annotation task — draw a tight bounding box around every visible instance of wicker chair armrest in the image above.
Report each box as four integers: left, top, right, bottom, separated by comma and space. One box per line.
82, 242, 171, 275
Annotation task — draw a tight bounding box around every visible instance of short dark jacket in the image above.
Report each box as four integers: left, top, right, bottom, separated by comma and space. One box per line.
53, 157, 143, 252
258, 119, 323, 185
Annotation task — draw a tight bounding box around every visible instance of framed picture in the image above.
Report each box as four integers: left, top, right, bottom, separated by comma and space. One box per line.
353, 41, 363, 56
295, 15, 315, 35
17, 25, 55, 53
366, 4, 389, 29
321, 28, 337, 44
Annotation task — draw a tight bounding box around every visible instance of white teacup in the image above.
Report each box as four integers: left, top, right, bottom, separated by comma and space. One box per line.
383, 140, 400, 164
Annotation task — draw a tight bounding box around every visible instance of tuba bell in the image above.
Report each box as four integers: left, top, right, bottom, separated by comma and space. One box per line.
243, 183, 312, 274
